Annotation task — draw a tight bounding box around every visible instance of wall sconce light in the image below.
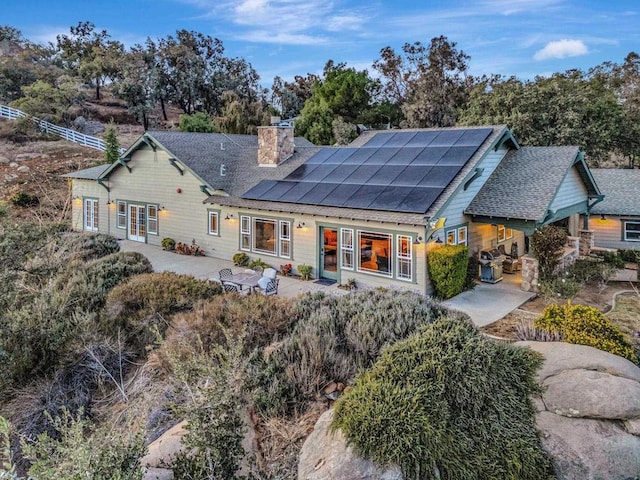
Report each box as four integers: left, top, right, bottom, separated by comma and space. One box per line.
600, 214, 606, 220
413, 236, 423, 245
435, 236, 443, 244
296, 222, 305, 229
106, 200, 112, 205
225, 213, 234, 220
72, 195, 80, 200
159, 205, 165, 211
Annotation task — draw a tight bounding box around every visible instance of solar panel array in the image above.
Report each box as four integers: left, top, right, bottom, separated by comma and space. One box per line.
242, 128, 493, 213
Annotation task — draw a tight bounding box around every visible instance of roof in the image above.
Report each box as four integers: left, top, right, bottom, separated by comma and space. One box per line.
465, 146, 598, 221
239, 126, 498, 215
61, 163, 111, 180
590, 168, 640, 216
98, 131, 319, 197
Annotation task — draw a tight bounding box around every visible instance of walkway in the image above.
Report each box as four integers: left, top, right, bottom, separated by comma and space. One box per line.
118, 240, 342, 298
442, 273, 536, 327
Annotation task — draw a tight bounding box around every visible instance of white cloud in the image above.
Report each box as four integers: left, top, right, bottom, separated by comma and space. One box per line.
533, 39, 588, 60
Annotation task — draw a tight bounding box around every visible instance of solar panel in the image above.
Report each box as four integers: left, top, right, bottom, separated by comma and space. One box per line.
241, 127, 494, 214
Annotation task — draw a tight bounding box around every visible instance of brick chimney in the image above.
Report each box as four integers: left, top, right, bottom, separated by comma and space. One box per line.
257, 125, 294, 167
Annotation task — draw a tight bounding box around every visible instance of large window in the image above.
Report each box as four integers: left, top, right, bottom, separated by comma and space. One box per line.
341, 228, 354, 269
497, 224, 513, 242
624, 220, 640, 241
358, 231, 392, 276
208, 211, 219, 236
240, 215, 291, 257
116, 201, 126, 229
446, 225, 468, 246
84, 198, 99, 232
396, 235, 412, 281
147, 204, 158, 235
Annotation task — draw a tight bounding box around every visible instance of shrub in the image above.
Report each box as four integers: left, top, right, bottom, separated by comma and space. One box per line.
247, 290, 450, 416
56, 233, 120, 262
427, 244, 469, 299
332, 317, 552, 480
9, 192, 39, 207
618, 249, 640, 263
175, 240, 204, 256
601, 250, 625, 268
178, 112, 216, 133
161, 237, 175, 251
0, 202, 7, 218
530, 225, 567, 280
105, 272, 222, 353
248, 258, 270, 270
535, 302, 637, 362
232, 252, 249, 267
464, 255, 479, 291
297, 263, 312, 280
539, 277, 581, 300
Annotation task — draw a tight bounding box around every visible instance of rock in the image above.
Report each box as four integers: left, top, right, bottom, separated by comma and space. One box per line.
516, 341, 640, 382
143, 467, 173, 480
298, 409, 403, 480
4, 174, 18, 182
141, 421, 187, 469
9, 162, 17, 168
625, 418, 640, 436
16, 165, 30, 173
537, 411, 640, 480
543, 369, 640, 419
14, 153, 43, 161
0, 156, 9, 164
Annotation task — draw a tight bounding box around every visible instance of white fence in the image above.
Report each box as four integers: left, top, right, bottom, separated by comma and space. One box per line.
0, 104, 125, 154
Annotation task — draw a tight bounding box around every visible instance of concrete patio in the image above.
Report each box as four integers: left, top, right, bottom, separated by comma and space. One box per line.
118, 240, 344, 298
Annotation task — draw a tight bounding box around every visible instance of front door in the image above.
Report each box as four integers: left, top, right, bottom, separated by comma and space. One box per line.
128, 204, 146, 242
319, 227, 338, 280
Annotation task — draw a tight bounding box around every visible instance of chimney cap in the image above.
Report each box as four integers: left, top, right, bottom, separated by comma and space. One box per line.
270, 116, 281, 126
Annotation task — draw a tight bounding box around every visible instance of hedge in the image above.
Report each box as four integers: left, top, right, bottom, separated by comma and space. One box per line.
427, 244, 469, 299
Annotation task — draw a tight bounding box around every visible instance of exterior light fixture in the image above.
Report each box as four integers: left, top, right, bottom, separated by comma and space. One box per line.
413, 236, 422, 245
225, 213, 234, 220
159, 205, 165, 211
600, 214, 606, 220
296, 222, 305, 229
435, 236, 443, 244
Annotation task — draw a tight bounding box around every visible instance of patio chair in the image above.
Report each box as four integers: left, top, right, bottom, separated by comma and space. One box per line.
221, 280, 241, 293
263, 267, 277, 280
259, 278, 279, 296
219, 268, 242, 289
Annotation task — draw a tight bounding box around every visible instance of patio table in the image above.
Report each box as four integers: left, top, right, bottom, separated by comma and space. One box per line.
226, 271, 262, 292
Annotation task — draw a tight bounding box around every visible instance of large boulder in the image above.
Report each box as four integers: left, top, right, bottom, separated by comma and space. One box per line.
141, 420, 187, 470
298, 409, 403, 480
517, 341, 640, 480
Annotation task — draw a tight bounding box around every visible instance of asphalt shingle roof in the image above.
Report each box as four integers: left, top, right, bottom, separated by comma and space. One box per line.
144, 131, 320, 197
590, 168, 640, 216
465, 146, 581, 221
61, 163, 111, 180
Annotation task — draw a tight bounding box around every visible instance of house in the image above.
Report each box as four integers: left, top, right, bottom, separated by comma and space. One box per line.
581, 168, 640, 250
63, 124, 602, 294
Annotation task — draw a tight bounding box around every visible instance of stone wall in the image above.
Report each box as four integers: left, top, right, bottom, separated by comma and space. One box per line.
521, 254, 539, 292
257, 126, 294, 166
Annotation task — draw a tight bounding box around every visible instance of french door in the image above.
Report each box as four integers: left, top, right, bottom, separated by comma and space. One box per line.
128, 204, 146, 242
84, 198, 99, 232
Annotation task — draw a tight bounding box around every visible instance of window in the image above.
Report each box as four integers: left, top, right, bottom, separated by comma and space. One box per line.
341, 228, 354, 269
624, 221, 640, 241
279, 221, 291, 258
240, 215, 291, 257
240, 215, 251, 251
116, 201, 126, 229
147, 204, 158, 235
497, 224, 513, 242
208, 211, 219, 235
396, 235, 412, 281
358, 231, 392, 276
253, 218, 277, 255
84, 198, 98, 232
446, 225, 468, 246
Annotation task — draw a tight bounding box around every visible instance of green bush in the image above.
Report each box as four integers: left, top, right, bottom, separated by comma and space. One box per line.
530, 225, 567, 280
332, 317, 552, 480
539, 277, 581, 299
178, 112, 216, 133
161, 237, 175, 251
464, 255, 479, 291
232, 252, 249, 266
297, 263, 312, 280
248, 258, 270, 270
247, 290, 450, 416
0, 202, 7, 218
535, 302, 637, 362
427, 244, 469, 299
618, 249, 640, 263
9, 191, 39, 207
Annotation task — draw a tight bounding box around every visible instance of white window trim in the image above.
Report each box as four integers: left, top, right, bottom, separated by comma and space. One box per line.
240, 215, 251, 251
623, 220, 640, 242
147, 204, 158, 235
497, 224, 513, 243
279, 220, 291, 259
457, 226, 468, 246
116, 201, 126, 229
341, 228, 354, 270
240, 214, 292, 258
253, 217, 278, 256
396, 234, 413, 282
208, 211, 219, 236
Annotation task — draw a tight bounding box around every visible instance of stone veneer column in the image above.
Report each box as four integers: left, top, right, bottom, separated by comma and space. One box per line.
578, 230, 594, 256
520, 254, 539, 293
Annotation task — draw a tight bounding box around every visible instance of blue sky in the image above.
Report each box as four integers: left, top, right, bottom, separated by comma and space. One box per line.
5, 0, 639, 86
